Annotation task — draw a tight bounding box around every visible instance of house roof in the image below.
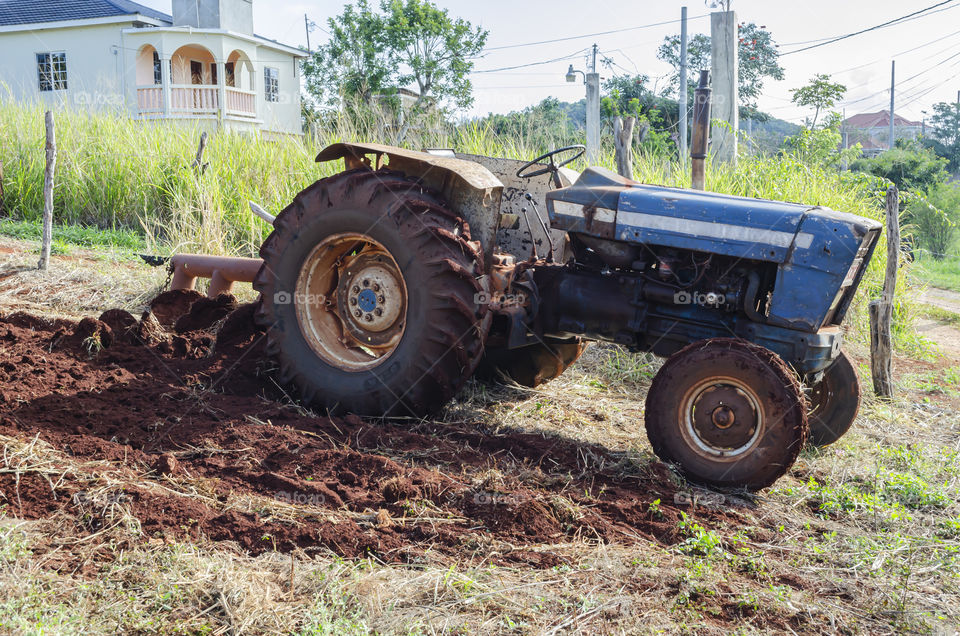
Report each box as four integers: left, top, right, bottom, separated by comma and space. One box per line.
844, 110, 921, 129
0, 0, 172, 27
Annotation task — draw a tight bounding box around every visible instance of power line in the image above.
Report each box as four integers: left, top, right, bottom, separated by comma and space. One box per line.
779, 0, 956, 57
473, 48, 587, 73
479, 14, 709, 53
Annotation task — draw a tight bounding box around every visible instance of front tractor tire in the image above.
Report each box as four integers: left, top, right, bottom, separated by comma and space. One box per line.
807, 350, 860, 447
644, 338, 808, 490
254, 168, 489, 417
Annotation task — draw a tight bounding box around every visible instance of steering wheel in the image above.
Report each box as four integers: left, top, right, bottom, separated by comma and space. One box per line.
516, 145, 586, 179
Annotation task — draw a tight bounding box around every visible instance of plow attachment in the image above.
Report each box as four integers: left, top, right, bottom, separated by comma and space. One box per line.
170, 254, 263, 297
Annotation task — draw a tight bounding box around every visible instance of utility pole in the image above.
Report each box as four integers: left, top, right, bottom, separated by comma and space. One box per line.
304, 14, 311, 52
710, 10, 738, 162
889, 60, 895, 150
585, 43, 600, 165
679, 6, 688, 162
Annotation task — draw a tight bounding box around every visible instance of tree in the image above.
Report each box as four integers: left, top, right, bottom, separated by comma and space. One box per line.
381, 0, 487, 111
656, 23, 784, 107
790, 74, 846, 128
302, 0, 393, 107
851, 139, 948, 193
303, 0, 486, 112
926, 101, 960, 171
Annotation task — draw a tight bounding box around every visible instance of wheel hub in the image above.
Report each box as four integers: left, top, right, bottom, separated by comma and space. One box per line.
294, 233, 407, 372
684, 379, 763, 458
337, 253, 405, 344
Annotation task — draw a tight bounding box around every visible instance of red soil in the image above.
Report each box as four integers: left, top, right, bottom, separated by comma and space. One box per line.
0, 297, 744, 566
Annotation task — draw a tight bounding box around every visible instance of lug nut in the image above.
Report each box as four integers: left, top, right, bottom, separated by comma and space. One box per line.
374, 308, 383, 316
364, 313, 373, 322
373, 283, 380, 292
363, 279, 370, 287
352, 285, 360, 293
354, 309, 362, 317
377, 295, 385, 303
349, 298, 357, 306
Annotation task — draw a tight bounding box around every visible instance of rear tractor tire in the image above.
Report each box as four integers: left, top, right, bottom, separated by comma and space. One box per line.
644, 338, 808, 490
253, 168, 490, 417
478, 338, 589, 388
807, 350, 860, 447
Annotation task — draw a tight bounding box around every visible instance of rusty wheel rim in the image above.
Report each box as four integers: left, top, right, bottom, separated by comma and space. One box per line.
294, 233, 407, 371
679, 376, 765, 460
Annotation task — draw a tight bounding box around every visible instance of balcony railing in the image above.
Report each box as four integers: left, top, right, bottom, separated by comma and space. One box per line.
136, 85, 257, 119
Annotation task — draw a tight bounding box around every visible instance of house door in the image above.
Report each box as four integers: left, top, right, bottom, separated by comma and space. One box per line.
190, 60, 203, 85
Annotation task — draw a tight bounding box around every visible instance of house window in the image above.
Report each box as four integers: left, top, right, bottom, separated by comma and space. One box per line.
37, 52, 67, 91
210, 63, 218, 86
264, 67, 279, 102
225, 62, 235, 88
152, 51, 162, 85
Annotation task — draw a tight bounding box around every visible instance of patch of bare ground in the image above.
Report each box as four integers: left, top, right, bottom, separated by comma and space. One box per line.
0, 244, 956, 633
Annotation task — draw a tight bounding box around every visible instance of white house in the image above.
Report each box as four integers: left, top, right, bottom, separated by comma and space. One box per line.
0, 0, 306, 135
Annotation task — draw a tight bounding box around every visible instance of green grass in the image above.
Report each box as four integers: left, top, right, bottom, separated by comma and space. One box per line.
914, 255, 960, 292
0, 219, 145, 252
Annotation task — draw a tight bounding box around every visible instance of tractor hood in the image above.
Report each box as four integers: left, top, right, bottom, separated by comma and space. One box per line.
546, 166, 883, 331
546, 166, 880, 265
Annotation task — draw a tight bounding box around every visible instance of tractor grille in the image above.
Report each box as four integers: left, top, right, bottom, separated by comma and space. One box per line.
827, 226, 882, 326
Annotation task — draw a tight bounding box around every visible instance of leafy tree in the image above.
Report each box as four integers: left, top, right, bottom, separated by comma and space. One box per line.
790, 74, 846, 128
906, 182, 960, 259
656, 23, 784, 107
303, 0, 486, 111
381, 0, 487, 110
783, 113, 861, 168
302, 0, 393, 107
926, 101, 960, 171
850, 139, 948, 192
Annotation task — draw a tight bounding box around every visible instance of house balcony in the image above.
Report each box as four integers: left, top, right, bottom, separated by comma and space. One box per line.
136, 84, 257, 119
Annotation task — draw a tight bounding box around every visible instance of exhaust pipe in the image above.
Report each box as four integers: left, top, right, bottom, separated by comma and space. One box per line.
691, 70, 711, 191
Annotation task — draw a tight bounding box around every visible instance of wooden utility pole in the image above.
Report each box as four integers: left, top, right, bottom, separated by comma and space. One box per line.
38, 111, 56, 271
678, 6, 688, 162
304, 14, 311, 52
870, 186, 899, 398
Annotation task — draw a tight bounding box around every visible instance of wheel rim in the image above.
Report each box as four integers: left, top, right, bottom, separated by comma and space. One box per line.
680, 376, 765, 460
294, 232, 407, 371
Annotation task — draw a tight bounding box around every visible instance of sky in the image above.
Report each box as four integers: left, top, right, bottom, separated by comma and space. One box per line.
137, 0, 960, 124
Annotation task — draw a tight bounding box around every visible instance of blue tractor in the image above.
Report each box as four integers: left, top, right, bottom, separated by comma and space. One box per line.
177, 142, 880, 490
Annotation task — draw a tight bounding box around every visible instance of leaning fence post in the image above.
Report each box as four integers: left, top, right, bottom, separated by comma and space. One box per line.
37, 110, 56, 271
870, 185, 899, 398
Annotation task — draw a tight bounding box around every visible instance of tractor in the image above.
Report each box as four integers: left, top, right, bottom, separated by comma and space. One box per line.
169, 141, 881, 490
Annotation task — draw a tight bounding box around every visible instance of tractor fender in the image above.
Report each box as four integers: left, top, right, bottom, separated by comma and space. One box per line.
316, 143, 503, 271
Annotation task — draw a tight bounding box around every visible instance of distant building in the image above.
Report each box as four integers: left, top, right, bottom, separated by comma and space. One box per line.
0, 0, 306, 135
842, 110, 922, 157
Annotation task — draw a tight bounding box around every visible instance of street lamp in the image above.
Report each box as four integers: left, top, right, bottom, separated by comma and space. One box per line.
564, 53, 599, 164
565, 64, 583, 84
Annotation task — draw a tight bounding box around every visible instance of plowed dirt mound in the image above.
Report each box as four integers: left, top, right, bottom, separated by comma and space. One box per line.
0, 296, 743, 566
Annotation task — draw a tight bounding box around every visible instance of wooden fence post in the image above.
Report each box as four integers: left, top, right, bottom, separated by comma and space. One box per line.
870, 185, 899, 398
37, 111, 56, 271
192, 131, 209, 174
613, 116, 635, 179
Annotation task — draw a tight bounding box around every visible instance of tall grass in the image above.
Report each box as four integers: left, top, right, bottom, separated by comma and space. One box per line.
1, 99, 914, 346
